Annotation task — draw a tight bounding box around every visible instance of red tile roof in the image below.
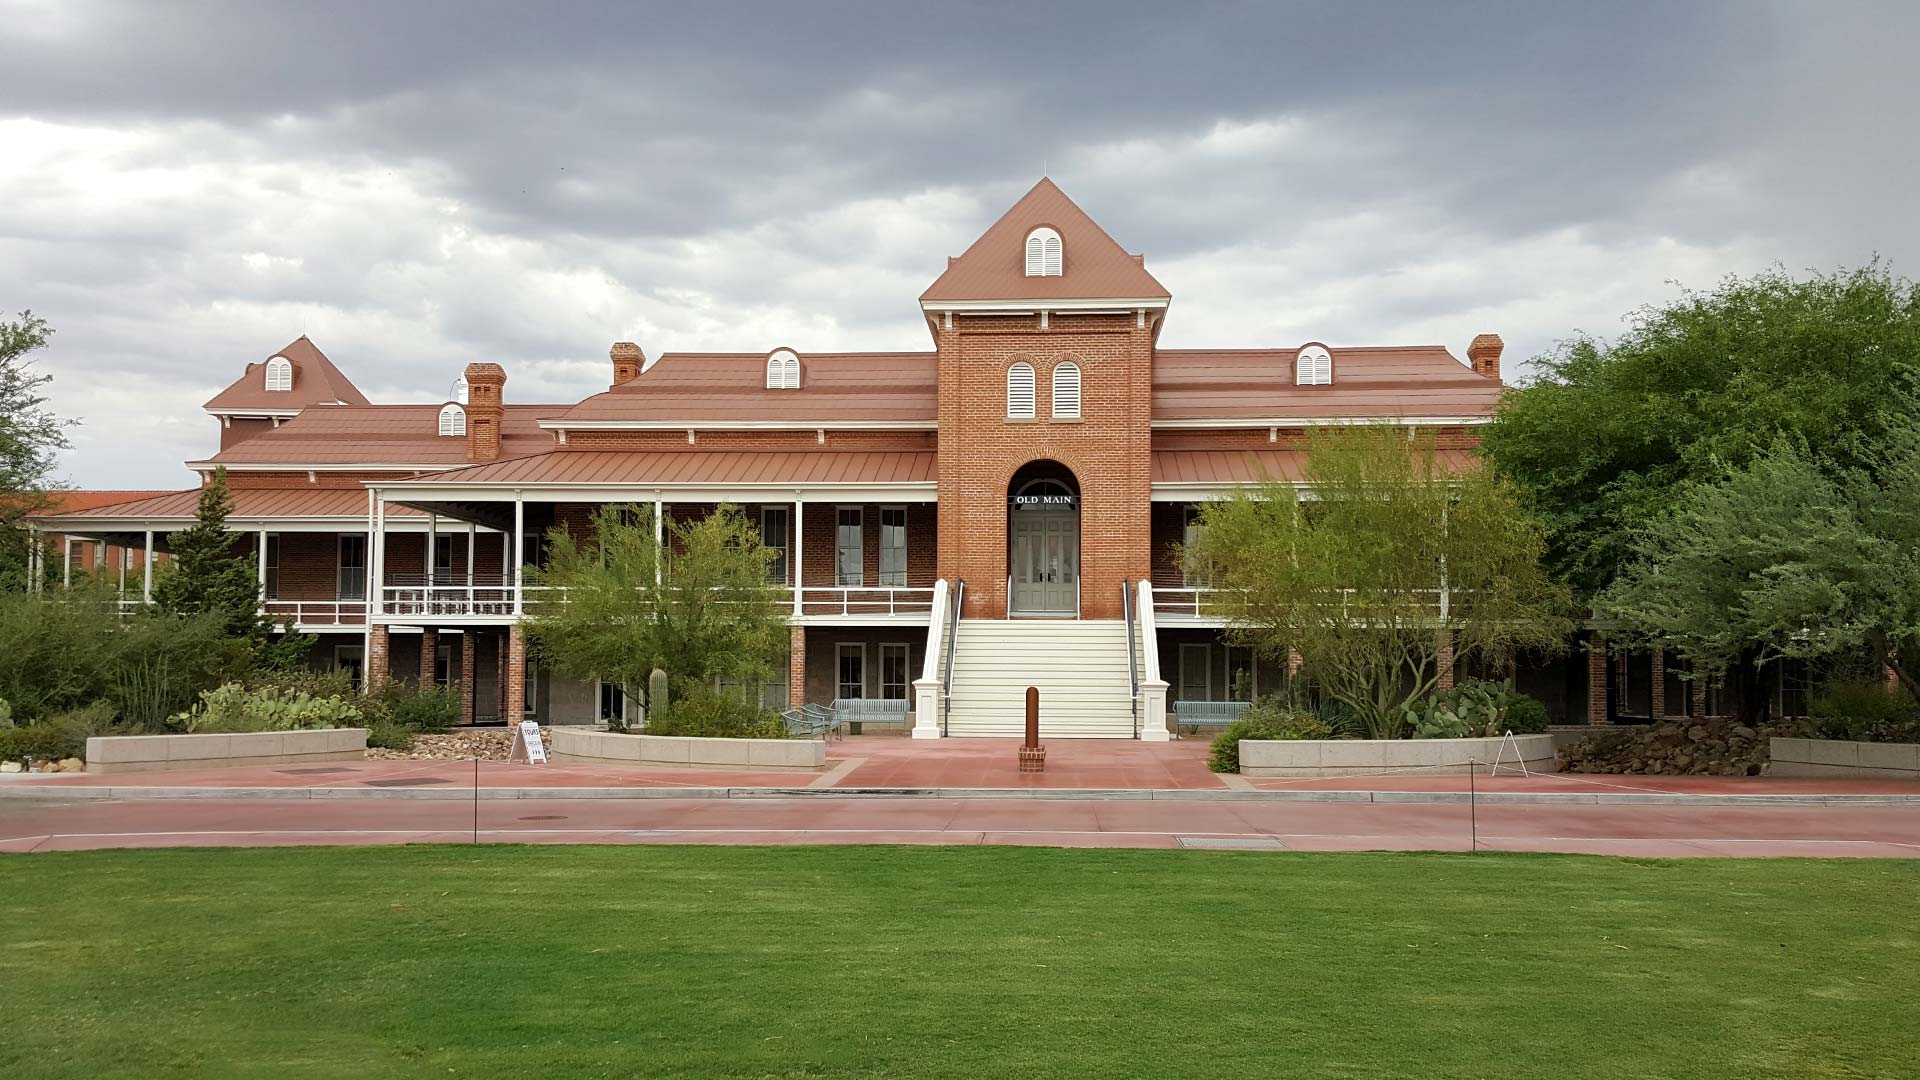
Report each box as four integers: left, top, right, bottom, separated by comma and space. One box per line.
38, 487, 421, 522
1152, 447, 1479, 485
389, 450, 938, 487
36, 490, 176, 514
920, 179, 1169, 303
199, 404, 566, 467
556, 352, 938, 424
202, 337, 371, 411
1151, 347, 1502, 421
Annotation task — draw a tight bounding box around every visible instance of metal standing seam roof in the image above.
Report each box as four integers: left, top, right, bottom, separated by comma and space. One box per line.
384, 450, 939, 487
1151, 448, 1479, 485
201, 404, 568, 466
920, 178, 1170, 303
557, 352, 938, 424
1151, 347, 1503, 421
43, 488, 422, 521
202, 336, 371, 411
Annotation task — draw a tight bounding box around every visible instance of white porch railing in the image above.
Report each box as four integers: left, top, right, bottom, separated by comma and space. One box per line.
266, 599, 369, 627
796, 586, 936, 618
373, 583, 936, 620
1153, 586, 1451, 622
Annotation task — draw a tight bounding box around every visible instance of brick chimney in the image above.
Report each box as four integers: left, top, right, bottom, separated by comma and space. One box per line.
610, 341, 644, 386
1467, 334, 1504, 381
462, 362, 506, 462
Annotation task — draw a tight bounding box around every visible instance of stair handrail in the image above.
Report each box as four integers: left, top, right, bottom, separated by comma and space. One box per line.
941, 579, 965, 737
1124, 580, 1140, 739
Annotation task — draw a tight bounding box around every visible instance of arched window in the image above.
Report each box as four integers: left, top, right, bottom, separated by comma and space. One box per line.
1006, 362, 1036, 419
1295, 344, 1333, 386
1024, 227, 1062, 277
438, 403, 466, 436
765, 348, 800, 389
1051, 361, 1081, 419
264, 356, 293, 392
451, 376, 469, 404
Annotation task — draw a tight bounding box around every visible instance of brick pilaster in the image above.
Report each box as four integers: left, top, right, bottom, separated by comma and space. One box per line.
506, 625, 527, 722
457, 633, 475, 725
1650, 646, 1666, 719
788, 624, 807, 708
1586, 631, 1610, 725
367, 625, 390, 692
1435, 630, 1455, 691
419, 628, 437, 686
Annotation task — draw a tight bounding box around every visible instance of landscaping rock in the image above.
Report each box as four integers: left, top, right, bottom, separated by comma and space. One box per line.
1560, 717, 1808, 776
364, 729, 551, 761
57, 757, 85, 773
0, 760, 19, 773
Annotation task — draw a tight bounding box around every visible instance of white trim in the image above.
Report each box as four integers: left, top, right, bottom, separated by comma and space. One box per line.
878, 641, 912, 701
835, 642, 867, 700
919, 297, 1169, 314
534, 419, 934, 432
203, 408, 304, 420
376, 482, 937, 504
1150, 416, 1491, 430
186, 461, 483, 472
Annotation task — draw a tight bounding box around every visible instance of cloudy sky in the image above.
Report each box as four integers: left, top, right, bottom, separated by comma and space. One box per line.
5, 0, 1917, 488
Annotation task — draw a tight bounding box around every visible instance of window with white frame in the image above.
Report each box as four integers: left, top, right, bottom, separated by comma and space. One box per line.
1226, 646, 1255, 702
598, 681, 626, 724
835, 507, 864, 586
1051, 361, 1081, 418
264, 534, 280, 600
760, 506, 790, 583
1295, 344, 1333, 386
878, 507, 907, 587
1006, 362, 1036, 419
438, 403, 466, 436
1178, 643, 1212, 702
337, 535, 367, 600
765, 348, 800, 389
1024, 227, 1062, 276
524, 660, 539, 717
879, 643, 910, 700
836, 643, 865, 701
264, 356, 293, 391
333, 643, 364, 690
433, 535, 455, 582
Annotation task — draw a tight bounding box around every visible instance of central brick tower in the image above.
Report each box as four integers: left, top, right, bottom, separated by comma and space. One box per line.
919, 179, 1170, 620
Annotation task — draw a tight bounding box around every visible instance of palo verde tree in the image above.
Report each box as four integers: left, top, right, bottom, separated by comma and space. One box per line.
1184, 425, 1573, 738
1598, 432, 1920, 714
522, 503, 789, 713
151, 468, 308, 668
0, 311, 76, 591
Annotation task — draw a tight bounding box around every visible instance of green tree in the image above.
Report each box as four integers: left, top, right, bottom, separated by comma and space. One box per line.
523, 503, 789, 715
1185, 425, 1573, 738
0, 311, 76, 591
1480, 264, 1920, 598
150, 468, 307, 667
1598, 434, 1920, 712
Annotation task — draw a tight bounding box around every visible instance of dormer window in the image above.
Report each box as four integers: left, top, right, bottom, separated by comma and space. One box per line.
766, 348, 800, 389
1295, 344, 1333, 386
451, 376, 469, 404
438, 404, 466, 436
264, 356, 293, 391
1024, 227, 1062, 277
1007, 362, 1036, 419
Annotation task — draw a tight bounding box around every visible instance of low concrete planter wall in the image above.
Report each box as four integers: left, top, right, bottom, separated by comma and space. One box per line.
85, 729, 368, 775
1770, 737, 1920, 780
548, 728, 826, 771
1239, 734, 1559, 777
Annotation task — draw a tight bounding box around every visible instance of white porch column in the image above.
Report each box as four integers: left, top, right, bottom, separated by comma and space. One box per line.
911, 579, 948, 739
62, 534, 72, 588
371, 489, 386, 618
791, 497, 804, 618
653, 498, 664, 586
142, 529, 154, 603
1137, 579, 1172, 741
512, 491, 524, 616
256, 529, 268, 608
466, 521, 476, 586
117, 543, 127, 594
427, 512, 438, 587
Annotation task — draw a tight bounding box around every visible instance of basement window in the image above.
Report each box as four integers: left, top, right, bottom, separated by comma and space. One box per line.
438, 403, 466, 436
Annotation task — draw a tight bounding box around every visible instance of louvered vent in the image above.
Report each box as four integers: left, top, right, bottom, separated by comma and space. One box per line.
1024, 227, 1062, 277
438, 403, 466, 436
1051, 361, 1081, 418
265, 357, 293, 391
1007, 362, 1036, 419
1296, 345, 1333, 386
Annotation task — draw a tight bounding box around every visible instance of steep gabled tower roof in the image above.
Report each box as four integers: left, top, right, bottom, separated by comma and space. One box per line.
920, 178, 1170, 304
203, 336, 371, 412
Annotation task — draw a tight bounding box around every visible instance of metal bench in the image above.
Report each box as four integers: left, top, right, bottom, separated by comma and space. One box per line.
781, 704, 836, 739
830, 697, 911, 736
1173, 700, 1251, 734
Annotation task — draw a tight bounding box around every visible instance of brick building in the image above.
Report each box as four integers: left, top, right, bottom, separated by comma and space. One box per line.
35, 178, 1740, 735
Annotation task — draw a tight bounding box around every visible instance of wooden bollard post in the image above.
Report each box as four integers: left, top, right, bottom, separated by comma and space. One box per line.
1018, 686, 1046, 772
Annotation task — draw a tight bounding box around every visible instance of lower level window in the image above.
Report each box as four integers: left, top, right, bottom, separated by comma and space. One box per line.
334, 644, 365, 691
879, 643, 910, 700
523, 661, 539, 716
598, 681, 626, 724
837, 643, 865, 701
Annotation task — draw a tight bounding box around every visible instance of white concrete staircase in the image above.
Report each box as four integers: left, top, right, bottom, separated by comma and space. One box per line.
941, 619, 1139, 738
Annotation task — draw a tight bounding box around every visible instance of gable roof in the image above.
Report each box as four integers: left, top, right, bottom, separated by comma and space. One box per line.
1151, 346, 1503, 422
920, 178, 1170, 304
203, 337, 371, 412
195, 404, 567, 467
557, 351, 938, 424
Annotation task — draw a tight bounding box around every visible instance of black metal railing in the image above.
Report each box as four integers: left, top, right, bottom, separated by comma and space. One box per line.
941, 579, 965, 738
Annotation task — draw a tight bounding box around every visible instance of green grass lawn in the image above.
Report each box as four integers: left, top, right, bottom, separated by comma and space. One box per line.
2, 846, 1916, 1079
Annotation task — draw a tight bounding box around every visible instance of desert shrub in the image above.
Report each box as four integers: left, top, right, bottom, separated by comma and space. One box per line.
366, 722, 416, 752
1207, 702, 1332, 773
0, 590, 246, 727
363, 682, 460, 733
0, 698, 12, 727
244, 666, 358, 701
0, 722, 80, 763
1810, 680, 1920, 743
172, 683, 362, 733
1502, 694, 1552, 734
1408, 679, 1548, 739
645, 681, 788, 739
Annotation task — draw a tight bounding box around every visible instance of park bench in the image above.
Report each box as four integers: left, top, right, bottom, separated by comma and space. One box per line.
830, 697, 911, 736
1173, 700, 1251, 735
781, 704, 836, 739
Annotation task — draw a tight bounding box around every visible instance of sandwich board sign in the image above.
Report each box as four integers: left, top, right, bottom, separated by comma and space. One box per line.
509, 720, 547, 765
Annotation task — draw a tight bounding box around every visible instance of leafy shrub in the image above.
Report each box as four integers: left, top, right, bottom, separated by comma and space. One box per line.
1810, 680, 1920, 743
1408, 679, 1550, 739
172, 683, 362, 733
0, 722, 80, 763
1502, 694, 1552, 734
366, 722, 416, 752
244, 666, 358, 701
1207, 702, 1332, 773
363, 683, 460, 733
0, 697, 12, 728
645, 681, 788, 739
